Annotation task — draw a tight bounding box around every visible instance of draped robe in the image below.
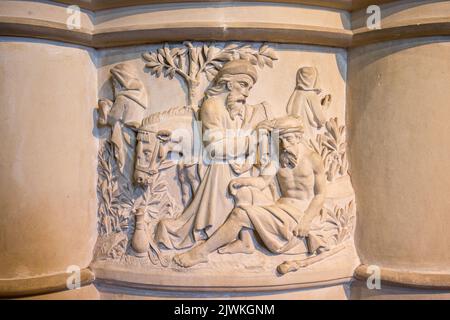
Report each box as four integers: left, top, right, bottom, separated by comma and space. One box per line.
156, 97, 272, 249
286, 67, 327, 140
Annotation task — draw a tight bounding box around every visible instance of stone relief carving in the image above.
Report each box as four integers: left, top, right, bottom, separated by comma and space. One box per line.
98, 63, 148, 175
93, 42, 356, 279
143, 42, 277, 107
174, 116, 329, 268
313, 117, 350, 182
286, 66, 331, 140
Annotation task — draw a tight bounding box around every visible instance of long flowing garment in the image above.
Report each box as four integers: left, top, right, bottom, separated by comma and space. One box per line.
156, 99, 272, 249
240, 197, 328, 255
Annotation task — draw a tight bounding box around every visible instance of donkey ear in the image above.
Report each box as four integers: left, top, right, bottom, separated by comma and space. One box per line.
156, 130, 172, 142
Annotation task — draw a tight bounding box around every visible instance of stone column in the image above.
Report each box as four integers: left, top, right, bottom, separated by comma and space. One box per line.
349, 37, 450, 295
348, 1, 450, 298
0, 39, 99, 298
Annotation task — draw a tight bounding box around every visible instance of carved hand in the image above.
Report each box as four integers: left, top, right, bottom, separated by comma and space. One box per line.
98, 98, 113, 126
256, 119, 275, 132
229, 177, 266, 191
293, 217, 312, 238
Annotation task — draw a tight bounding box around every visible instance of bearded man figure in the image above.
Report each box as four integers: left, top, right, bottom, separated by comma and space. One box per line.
156, 59, 273, 250
173, 116, 328, 268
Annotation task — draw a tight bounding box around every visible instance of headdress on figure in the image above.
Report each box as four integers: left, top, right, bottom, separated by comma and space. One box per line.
274, 116, 305, 136
214, 59, 258, 84
295, 66, 321, 93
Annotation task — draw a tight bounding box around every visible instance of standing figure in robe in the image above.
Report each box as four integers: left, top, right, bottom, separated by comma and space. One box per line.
156, 59, 273, 250
286, 66, 331, 141
98, 63, 148, 177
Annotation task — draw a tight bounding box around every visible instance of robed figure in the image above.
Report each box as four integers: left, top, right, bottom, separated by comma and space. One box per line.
156, 60, 273, 249
286, 66, 331, 141
98, 63, 148, 176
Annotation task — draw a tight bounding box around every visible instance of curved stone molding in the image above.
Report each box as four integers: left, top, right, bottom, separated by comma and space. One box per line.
53, 0, 395, 12
355, 265, 450, 290
2, 1, 449, 48
95, 276, 353, 293
94, 23, 352, 48
0, 268, 95, 299
0, 1, 351, 48
351, 0, 450, 47
352, 21, 450, 47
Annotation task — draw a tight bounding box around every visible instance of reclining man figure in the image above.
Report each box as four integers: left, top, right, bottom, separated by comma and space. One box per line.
174, 116, 327, 268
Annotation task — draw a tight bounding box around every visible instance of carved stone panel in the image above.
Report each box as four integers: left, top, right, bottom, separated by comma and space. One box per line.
91, 42, 359, 291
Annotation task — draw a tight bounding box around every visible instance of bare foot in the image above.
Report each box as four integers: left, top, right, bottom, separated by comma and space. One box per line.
218, 239, 255, 254
173, 246, 208, 268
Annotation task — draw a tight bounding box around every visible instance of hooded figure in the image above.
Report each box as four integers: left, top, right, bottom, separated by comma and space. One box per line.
98, 63, 148, 173
286, 67, 331, 141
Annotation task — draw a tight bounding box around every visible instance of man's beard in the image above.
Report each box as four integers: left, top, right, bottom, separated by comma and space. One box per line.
226, 93, 246, 110
280, 149, 298, 168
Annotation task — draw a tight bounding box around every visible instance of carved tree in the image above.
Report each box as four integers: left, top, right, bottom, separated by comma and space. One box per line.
143, 42, 278, 107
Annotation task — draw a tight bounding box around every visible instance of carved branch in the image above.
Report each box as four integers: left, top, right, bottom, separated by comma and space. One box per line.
314, 117, 350, 182
143, 42, 278, 107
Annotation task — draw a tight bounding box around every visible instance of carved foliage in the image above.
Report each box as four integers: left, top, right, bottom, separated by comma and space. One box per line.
143, 42, 278, 105
96, 140, 180, 262
97, 141, 133, 235
136, 173, 181, 222
321, 200, 355, 245
313, 117, 349, 182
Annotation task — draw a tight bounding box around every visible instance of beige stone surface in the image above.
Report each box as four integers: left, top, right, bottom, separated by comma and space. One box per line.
350, 280, 450, 300
0, 38, 98, 279
2, 0, 447, 48
96, 282, 350, 299
19, 284, 100, 300
348, 37, 450, 273
1, 0, 450, 299
94, 2, 351, 32
352, 0, 450, 30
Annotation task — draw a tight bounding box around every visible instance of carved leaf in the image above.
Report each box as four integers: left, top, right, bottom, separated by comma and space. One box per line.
214, 51, 234, 62
262, 56, 273, 68
224, 43, 240, 51
259, 43, 269, 54
205, 67, 219, 81
164, 44, 175, 67
260, 47, 278, 61
197, 47, 205, 68
257, 55, 265, 68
